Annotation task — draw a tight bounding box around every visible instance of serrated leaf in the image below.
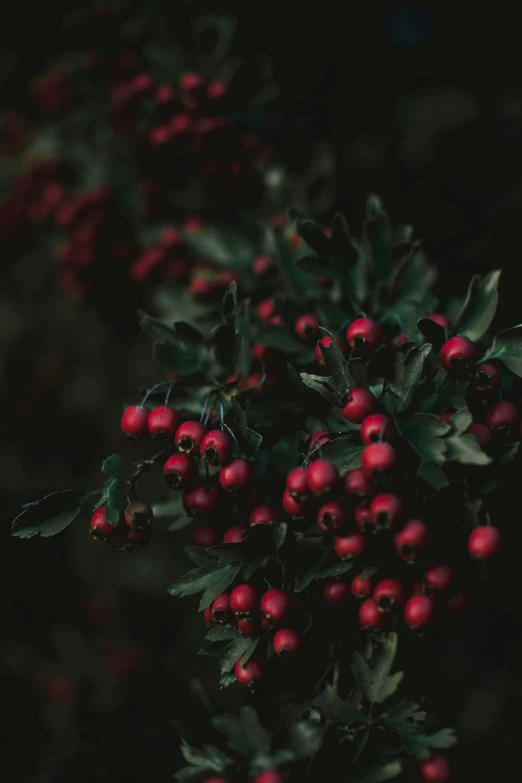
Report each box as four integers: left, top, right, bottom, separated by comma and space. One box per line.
11, 490, 98, 539
101, 453, 124, 477
205, 626, 241, 643
105, 476, 124, 523
382, 699, 427, 734
352, 633, 403, 705
417, 462, 449, 490
444, 434, 492, 466
319, 329, 355, 394
300, 373, 337, 404
199, 563, 241, 610
168, 565, 218, 597
395, 414, 450, 464
396, 343, 432, 413
454, 270, 501, 341
287, 718, 326, 760
403, 728, 457, 760
481, 323, 522, 376
219, 635, 259, 674
314, 684, 364, 723
271, 431, 307, 475
449, 408, 473, 434
295, 548, 331, 592
242, 555, 270, 582
320, 437, 365, 474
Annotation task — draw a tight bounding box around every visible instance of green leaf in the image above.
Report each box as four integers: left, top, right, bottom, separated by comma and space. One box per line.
168, 565, 218, 597
230, 398, 263, 456
205, 626, 240, 643
287, 718, 326, 760
255, 324, 306, 353
315, 561, 354, 579
242, 555, 270, 582
221, 281, 238, 328
101, 453, 124, 477
497, 441, 520, 466
184, 226, 252, 267
219, 673, 236, 689
403, 728, 457, 760
481, 323, 522, 376
444, 434, 492, 466
396, 343, 432, 413
417, 318, 449, 352
382, 699, 427, 734
273, 230, 309, 294
271, 432, 307, 475
213, 324, 245, 375
320, 437, 365, 474
300, 373, 337, 404
105, 476, 124, 523
11, 490, 98, 539
350, 760, 403, 783
296, 218, 330, 255
314, 684, 364, 723
319, 329, 355, 393
390, 247, 437, 305
395, 414, 450, 465
175, 739, 231, 780
352, 633, 403, 705
199, 564, 242, 610
330, 212, 358, 267
153, 339, 206, 375
219, 635, 259, 674
454, 270, 501, 341
294, 255, 345, 281
184, 546, 220, 567
449, 408, 473, 434
417, 462, 449, 490
365, 195, 393, 281
359, 564, 381, 580
295, 548, 331, 592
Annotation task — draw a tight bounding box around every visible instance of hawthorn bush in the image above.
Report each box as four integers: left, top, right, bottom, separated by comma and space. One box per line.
11, 197, 522, 782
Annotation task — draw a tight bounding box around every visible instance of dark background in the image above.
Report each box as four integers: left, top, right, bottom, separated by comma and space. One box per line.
2, 2, 522, 781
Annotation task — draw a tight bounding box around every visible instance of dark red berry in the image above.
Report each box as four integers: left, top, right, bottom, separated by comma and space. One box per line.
273, 628, 301, 656
317, 500, 348, 533
359, 598, 384, 629
260, 589, 292, 626
286, 467, 309, 501
163, 454, 197, 489
254, 771, 286, 783
355, 506, 371, 532
368, 493, 403, 532
351, 573, 373, 599
175, 420, 206, 454
445, 591, 467, 613
470, 362, 501, 397
204, 606, 215, 626
486, 400, 519, 436
344, 469, 372, 506
361, 442, 398, 477
230, 584, 258, 616
420, 754, 450, 783
360, 413, 394, 445
252, 255, 273, 278
295, 313, 320, 341
306, 459, 339, 495
394, 519, 428, 562
200, 430, 233, 466
404, 595, 435, 629
324, 580, 350, 602
89, 506, 117, 541
466, 422, 493, 449
427, 314, 450, 330
147, 406, 181, 440
340, 388, 377, 423
234, 657, 262, 686
249, 505, 279, 527
346, 317, 382, 351
257, 298, 276, 321
182, 484, 220, 516
223, 525, 247, 543
121, 405, 149, 438
310, 431, 331, 451
439, 335, 478, 373
468, 526, 500, 559
373, 578, 407, 611
315, 335, 346, 365
334, 532, 365, 560
192, 524, 218, 547
120, 527, 151, 551
424, 564, 453, 594
219, 458, 253, 492
211, 593, 231, 623
124, 501, 153, 530
282, 489, 306, 519
236, 617, 257, 635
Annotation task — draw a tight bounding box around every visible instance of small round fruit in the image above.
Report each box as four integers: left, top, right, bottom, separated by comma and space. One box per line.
306, 459, 339, 495
260, 589, 292, 626
343, 468, 372, 506
147, 405, 181, 440
420, 754, 450, 783
120, 527, 151, 551
346, 317, 382, 351
163, 454, 197, 489
211, 593, 231, 623
468, 526, 501, 560
286, 467, 309, 501
351, 574, 373, 599
466, 422, 493, 450
273, 628, 301, 656
234, 657, 263, 686
219, 458, 253, 492
223, 525, 248, 543
175, 420, 206, 454
192, 524, 218, 547
392, 333, 411, 348
89, 506, 117, 541
334, 532, 365, 560
355, 506, 371, 532
282, 489, 306, 519
254, 771, 286, 783
427, 314, 450, 329
404, 595, 435, 629
424, 564, 453, 594
182, 484, 220, 516
121, 405, 149, 438
229, 584, 259, 616
257, 298, 276, 321
252, 255, 273, 278
324, 580, 350, 603
317, 500, 348, 533
309, 431, 331, 451
200, 430, 233, 466
295, 313, 320, 341
359, 599, 385, 629
249, 505, 279, 527
124, 501, 153, 530
368, 493, 403, 531
361, 442, 398, 477
340, 388, 377, 423
439, 335, 478, 373
315, 335, 346, 365
470, 362, 501, 397
486, 400, 519, 436
394, 519, 429, 562
360, 413, 394, 445
373, 578, 407, 611
236, 617, 257, 635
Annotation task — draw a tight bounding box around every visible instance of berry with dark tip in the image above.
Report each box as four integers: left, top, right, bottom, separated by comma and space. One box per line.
346, 317, 382, 352
192, 524, 218, 547
362, 442, 398, 478
340, 388, 377, 423
260, 589, 292, 627
334, 531, 366, 560
273, 628, 302, 655
420, 754, 450, 783
360, 413, 394, 445
120, 527, 151, 551
394, 519, 429, 562
147, 406, 181, 440
368, 493, 403, 531
175, 420, 206, 454
315, 335, 346, 365
355, 506, 371, 532
210, 593, 231, 623
439, 335, 478, 373
486, 400, 519, 436
282, 489, 307, 519
286, 467, 309, 501
234, 658, 263, 686
163, 454, 197, 489
200, 430, 233, 466
236, 617, 257, 635
470, 362, 501, 397
249, 505, 279, 527
182, 484, 220, 516
124, 501, 153, 530
89, 506, 117, 541
404, 595, 435, 629
373, 578, 407, 611
468, 526, 501, 560
466, 423, 493, 450
219, 458, 253, 492
230, 584, 258, 616
424, 564, 453, 594
324, 580, 350, 603
295, 313, 320, 341
121, 405, 150, 438
351, 574, 373, 599
359, 599, 385, 629
306, 459, 339, 495
317, 500, 348, 533
343, 468, 372, 506
257, 298, 276, 321
223, 525, 248, 543
310, 431, 331, 451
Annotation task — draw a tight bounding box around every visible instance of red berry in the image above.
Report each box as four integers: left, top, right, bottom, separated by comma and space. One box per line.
251, 343, 271, 362
257, 298, 276, 321
175, 420, 206, 454
359, 599, 384, 629
362, 442, 398, 477
394, 519, 428, 562
315, 335, 346, 365
295, 313, 320, 341
249, 505, 279, 527
124, 501, 153, 530
147, 406, 181, 440
219, 458, 253, 492
344, 469, 372, 506
180, 71, 204, 91
355, 506, 371, 532
420, 754, 450, 783
282, 489, 306, 519
368, 493, 403, 531
466, 422, 493, 449
360, 413, 394, 445
260, 589, 292, 626
340, 388, 377, 423
373, 578, 407, 611
210, 593, 231, 623
286, 467, 309, 500
223, 525, 248, 543
324, 580, 350, 602
317, 500, 348, 533
182, 484, 220, 516
192, 524, 218, 547
121, 405, 149, 438
424, 564, 453, 594
204, 606, 215, 626
404, 595, 435, 629
439, 335, 478, 373
351, 573, 373, 599
230, 584, 259, 616
427, 314, 450, 330
200, 430, 233, 466
120, 526, 151, 551
236, 617, 257, 635
273, 628, 301, 655
252, 255, 273, 278
163, 454, 198, 489
445, 591, 467, 612
306, 459, 339, 495
203, 778, 229, 783
234, 657, 263, 686
470, 362, 501, 397
468, 526, 501, 559
254, 771, 286, 783
89, 506, 117, 541
486, 400, 519, 435
346, 317, 382, 351
310, 431, 331, 450
392, 333, 411, 348
334, 532, 365, 560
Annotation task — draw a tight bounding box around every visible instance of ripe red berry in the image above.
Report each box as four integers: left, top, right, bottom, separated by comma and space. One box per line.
439, 335, 478, 373
424, 564, 453, 594
439, 412, 452, 422
355, 506, 371, 532
249, 505, 279, 527
120, 527, 151, 551
163, 454, 198, 489
295, 313, 320, 341
89, 506, 117, 541
286, 467, 309, 501
192, 524, 218, 547
257, 298, 276, 321
182, 484, 220, 516
351, 573, 373, 599
282, 489, 306, 519
147, 406, 181, 440
306, 459, 339, 495
230, 584, 259, 616
468, 526, 501, 559
427, 314, 451, 330
404, 595, 435, 629
233, 617, 256, 636
373, 579, 407, 611
204, 606, 215, 626
340, 388, 377, 423
324, 580, 350, 602
175, 420, 206, 454
362, 442, 398, 478
394, 519, 429, 562
252, 255, 273, 278
317, 500, 348, 533
210, 593, 231, 623
420, 754, 450, 783
121, 405, 149, 438
234, 657, 263, 686
273, 628, 302, 656
466, 422, 493, 449
310, 431, 331, 450
359, 599, 384, 629
124, 501, 153, 530
223, 525, 248, 543
254, 771, 286, 783
346, 317, 382, 351
200, 430, 233, 466
486, 400, 519, 435
368, 493, 403, 532
219, 458, 253, 492
344, 469, 372, 506
470, 362, 501, 397
360, 413, 394, 445
334, 531, 365, 560
315, 335, 346, 365
260, 589, 292, 626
